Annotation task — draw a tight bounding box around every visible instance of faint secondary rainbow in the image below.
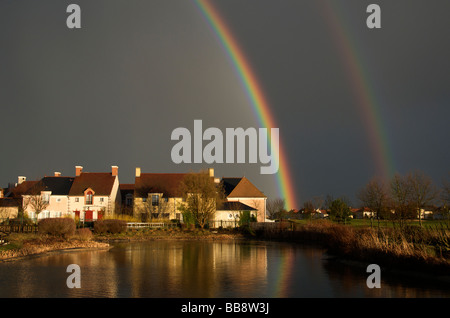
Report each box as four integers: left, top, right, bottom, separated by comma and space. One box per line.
194, 0, 299, 210
318, 0, 395, 181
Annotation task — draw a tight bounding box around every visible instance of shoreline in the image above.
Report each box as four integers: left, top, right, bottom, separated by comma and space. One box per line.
1, 228, 449, 286
0, 230, 246, 262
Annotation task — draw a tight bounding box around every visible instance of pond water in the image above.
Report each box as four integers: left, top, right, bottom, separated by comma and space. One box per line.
0, 240, 448, 298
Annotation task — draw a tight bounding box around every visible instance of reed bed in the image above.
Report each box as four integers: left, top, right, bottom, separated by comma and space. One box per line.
253, 220, 450, 272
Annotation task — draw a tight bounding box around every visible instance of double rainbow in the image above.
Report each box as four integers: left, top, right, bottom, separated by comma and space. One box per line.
194, 0, 395, 211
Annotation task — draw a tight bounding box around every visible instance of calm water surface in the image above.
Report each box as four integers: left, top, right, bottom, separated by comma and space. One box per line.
0, 240, 448, 298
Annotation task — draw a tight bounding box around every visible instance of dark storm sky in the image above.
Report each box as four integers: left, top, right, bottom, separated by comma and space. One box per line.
0, 0, 449, 208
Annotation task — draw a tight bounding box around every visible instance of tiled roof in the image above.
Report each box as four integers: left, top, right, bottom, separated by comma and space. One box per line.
134, 173, 187, 198
10, 181, 39, 197
221, 177, 266, 198
69, 173, 116, 196
39, 177, 75, 195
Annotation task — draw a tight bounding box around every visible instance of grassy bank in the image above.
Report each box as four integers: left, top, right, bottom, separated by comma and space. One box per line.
94, 227, 246, 242
0, 227, 245, 261
251, 220, 450, 274
0, 233, 110, 261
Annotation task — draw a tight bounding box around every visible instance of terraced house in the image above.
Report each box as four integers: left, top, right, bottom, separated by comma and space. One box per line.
2, 166, 267, 226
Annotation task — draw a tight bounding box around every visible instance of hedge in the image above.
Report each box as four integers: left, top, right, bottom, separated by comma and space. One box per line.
38, 218, 76, 237
94, 219, 127, 234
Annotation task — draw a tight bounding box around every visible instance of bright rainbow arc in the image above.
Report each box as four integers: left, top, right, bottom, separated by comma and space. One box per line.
194, 0, 299, 210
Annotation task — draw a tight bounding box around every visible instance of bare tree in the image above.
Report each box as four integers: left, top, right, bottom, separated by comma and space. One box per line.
266, 198, 286, 220
357, 177, 390, 228
441, 175, 450, 224
390, 173, 414, 227
24, 183, 49, 222
179, 170, 224, 229
303, 196, 323, 222
141, 194, 171, 221
408, 171, 439, 226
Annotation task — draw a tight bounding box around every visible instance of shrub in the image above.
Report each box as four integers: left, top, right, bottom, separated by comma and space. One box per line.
75, 228, 93, 241
38, 218, 76, 237
94, 219, 127, 234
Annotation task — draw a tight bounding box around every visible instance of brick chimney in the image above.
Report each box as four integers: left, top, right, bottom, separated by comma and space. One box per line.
54, 172, 61, 177
75, 166, 83, 177
112, 166, 118, 177
136, 167, 141, 178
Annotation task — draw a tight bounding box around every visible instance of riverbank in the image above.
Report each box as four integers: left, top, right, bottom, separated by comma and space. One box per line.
0, 229, 246, 262
0, 233, 110, 262
251, 220, 450, 276
2, 222, 449, 278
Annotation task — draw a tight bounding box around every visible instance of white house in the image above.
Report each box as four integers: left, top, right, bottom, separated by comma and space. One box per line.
68, 166, 121, 222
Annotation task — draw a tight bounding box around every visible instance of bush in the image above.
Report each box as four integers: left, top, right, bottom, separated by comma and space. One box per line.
94, 219, 127, 234
75, 228, 93, 241
38, 218, 76, 237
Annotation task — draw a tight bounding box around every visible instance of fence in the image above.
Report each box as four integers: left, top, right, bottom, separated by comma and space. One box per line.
126, 222, 178, 229
0, 224, 38, 234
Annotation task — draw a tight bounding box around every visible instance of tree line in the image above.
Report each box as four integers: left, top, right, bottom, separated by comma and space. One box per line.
267, 170, 450, 227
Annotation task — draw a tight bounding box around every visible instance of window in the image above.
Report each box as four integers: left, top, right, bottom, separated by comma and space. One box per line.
126, 194, 133, 207
75, 198, 79, 202
142, 197, 147, 202
100, 197, 104, 203
152, 194, 159, 206
86, 191, 93, 205
42, 193, 50, 204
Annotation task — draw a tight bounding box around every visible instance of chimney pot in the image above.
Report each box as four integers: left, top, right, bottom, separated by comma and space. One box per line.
136, 167, 141, 178
54, 172, 61, 177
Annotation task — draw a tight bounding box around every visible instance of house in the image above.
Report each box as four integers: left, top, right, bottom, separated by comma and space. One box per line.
0, 191, 20, 220
21, 173, 75, 220
68, 166, 121, 222
212, 201, 257, 228
133, 168, 268, 225
221, 177, 267, 222
351, 207, 375, 219
120, 183, 135, 216
133, 167, 188, 221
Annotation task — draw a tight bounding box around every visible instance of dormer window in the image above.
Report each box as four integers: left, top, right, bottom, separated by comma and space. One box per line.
84, 188, 95, 205
151, 194, 159, 206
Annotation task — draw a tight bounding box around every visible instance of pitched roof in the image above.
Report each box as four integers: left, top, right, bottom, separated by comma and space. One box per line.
9, 181, 39, 197
39, 177, 75, 195
217, 201, 257, 211
69, 173, 116, 196
134, 173, 187, 198
221, 177, 266, 198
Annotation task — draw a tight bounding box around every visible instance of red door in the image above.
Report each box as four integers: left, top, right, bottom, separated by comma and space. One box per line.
85, 210, 93, 221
